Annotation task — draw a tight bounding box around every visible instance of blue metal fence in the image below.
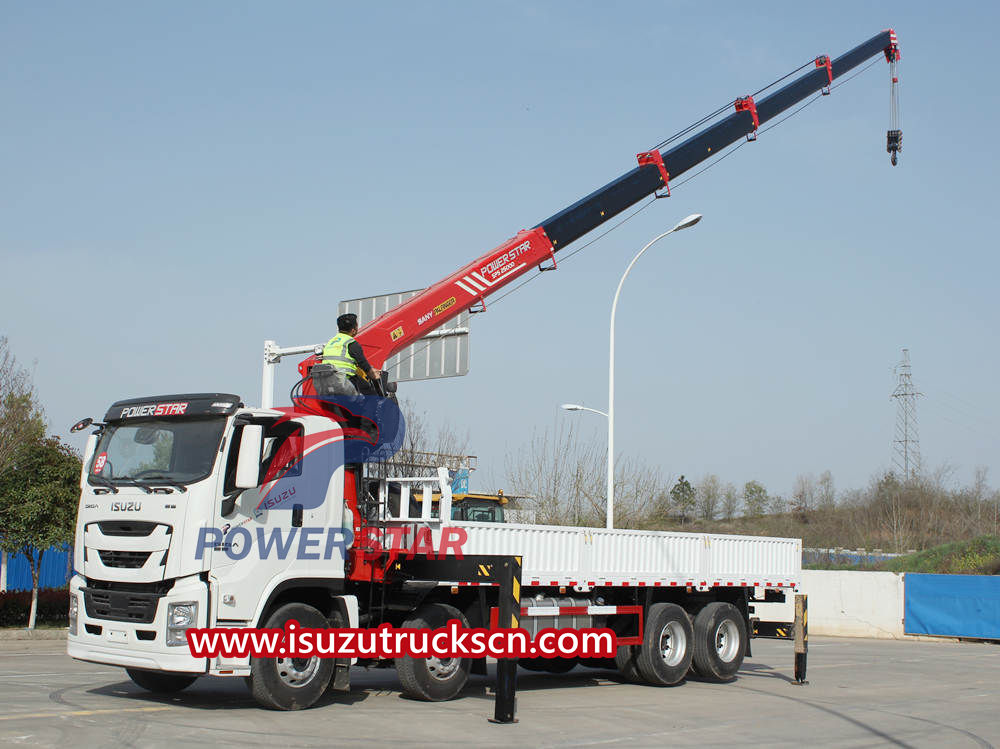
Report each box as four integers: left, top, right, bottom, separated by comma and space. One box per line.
904, 573, 1000, 640
802, 548, 902, 566
1, 546, 73, 592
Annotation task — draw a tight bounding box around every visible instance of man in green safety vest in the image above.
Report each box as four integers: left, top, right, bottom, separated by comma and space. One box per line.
317, 313, 382, 395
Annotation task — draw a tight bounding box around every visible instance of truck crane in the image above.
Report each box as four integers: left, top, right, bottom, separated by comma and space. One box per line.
67, 29, 901, 717
294, 29, 902, 388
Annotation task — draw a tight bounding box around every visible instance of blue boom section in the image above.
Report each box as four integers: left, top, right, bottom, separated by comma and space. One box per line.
537, 30, 893, 250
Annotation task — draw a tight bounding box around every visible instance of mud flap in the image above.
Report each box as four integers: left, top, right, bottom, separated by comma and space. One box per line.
331, 660, 351, 692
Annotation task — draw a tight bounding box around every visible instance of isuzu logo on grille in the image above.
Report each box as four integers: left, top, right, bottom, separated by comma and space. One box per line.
110, 501, 143, 511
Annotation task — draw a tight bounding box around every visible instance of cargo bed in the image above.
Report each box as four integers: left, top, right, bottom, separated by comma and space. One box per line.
452, 521, 801, 590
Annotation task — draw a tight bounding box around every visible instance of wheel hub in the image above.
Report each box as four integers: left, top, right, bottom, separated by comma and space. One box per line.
276, 656, 320, 687
426, 656, 460, 680
658, 620, 687, 667
714, 619, 740, 663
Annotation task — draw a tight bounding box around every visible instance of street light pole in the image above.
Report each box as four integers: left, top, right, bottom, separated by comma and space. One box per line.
606, 214, 702, 529
560, 404, 608, 418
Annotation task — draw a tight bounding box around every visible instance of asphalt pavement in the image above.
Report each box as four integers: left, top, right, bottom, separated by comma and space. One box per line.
1, 636, 998, 748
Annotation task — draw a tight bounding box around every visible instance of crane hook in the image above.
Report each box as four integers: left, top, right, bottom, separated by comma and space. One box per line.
885, 31, 901, 166
887, 129, 902, 166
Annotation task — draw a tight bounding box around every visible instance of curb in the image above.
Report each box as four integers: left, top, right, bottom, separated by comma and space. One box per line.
0, 628, 68, 641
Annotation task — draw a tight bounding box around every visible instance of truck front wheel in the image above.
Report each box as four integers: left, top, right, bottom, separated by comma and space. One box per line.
126, 669, 197, 693
691, 602, 747, 682
249, 602, 335, 710
396, 603, 471, 701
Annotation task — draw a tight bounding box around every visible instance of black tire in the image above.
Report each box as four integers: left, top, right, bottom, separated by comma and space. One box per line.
579, 657, 618, 670
126, 668, 197, 693
635, 603, 694, 686
691, 602, 747, 682
396, 603, 471, 701
249, 602, 335, 710
542, 657, 576, 673
518, 656, 576, 673
518, 657, 550, 673
614, 644, 643, 683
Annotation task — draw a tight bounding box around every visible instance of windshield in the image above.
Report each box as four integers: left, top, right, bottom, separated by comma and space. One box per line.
89, 417, 227, 486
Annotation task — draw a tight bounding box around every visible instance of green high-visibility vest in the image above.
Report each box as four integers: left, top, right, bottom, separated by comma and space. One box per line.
322, 332, 362, 377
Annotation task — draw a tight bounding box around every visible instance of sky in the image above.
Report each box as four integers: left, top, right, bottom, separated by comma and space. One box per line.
2, 1, 998, 500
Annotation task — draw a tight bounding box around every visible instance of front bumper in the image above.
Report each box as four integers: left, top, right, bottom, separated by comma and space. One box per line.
67, 573, 208, 674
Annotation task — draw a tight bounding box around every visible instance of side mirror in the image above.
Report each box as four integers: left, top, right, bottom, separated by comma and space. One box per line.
71, 417, 93, 433
235, 425, 263, 489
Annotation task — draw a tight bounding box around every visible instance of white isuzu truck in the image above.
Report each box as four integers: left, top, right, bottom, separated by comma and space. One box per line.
67, 391, 801, 712
66, 28, 906, 712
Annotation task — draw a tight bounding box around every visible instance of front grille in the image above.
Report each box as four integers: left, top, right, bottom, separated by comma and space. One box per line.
82, 579, 173, 623
96, 520, 162, 537
86, 578, 174, 595
98, 550, 151, 568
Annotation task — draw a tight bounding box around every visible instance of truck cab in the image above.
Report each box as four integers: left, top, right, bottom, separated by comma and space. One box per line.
450, 494, 505, 522
68, 393, 354, 682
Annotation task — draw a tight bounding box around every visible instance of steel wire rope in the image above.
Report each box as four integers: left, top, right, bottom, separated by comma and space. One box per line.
650, 57, 816, 152
386, 58, 883, 372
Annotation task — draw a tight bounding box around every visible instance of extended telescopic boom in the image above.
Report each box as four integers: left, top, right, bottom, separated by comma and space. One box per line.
300, 29, 900, 377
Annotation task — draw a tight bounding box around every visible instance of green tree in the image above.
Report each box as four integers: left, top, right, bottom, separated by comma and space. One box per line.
721, 482, 740, 521
697, 474, 722, 521
743, 480, 769, 517
0, 437, 81, 628
0, 336, 45, 475
670, 475, 695, 524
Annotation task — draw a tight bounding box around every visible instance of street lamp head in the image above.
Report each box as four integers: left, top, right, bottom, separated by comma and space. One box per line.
561, 403, 584, 411
671, 213, 702, 232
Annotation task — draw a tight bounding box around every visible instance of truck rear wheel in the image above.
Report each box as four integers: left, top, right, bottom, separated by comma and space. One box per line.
614, 645, 643, 683
636, 603, 693, 686
519, 657, 576, 673
249, 602, 334, 710
126, 669, 197, 693
396, 603, 471, 701
691, 602, 747, 682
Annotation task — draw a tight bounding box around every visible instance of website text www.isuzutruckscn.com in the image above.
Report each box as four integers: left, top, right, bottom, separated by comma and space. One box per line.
187, 620, 616, 660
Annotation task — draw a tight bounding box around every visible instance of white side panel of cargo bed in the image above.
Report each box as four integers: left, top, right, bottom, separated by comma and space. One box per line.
707, 534, 801, 580
452, 522, 800, 588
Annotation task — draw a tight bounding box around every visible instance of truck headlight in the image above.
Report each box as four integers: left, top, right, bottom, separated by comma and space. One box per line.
68, 595, 79, 636
166, 601, 198, 646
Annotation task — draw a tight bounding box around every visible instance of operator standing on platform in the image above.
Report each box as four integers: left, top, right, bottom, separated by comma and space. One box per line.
321, 313, 381, 395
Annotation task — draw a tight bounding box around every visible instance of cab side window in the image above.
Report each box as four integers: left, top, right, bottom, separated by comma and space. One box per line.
223, 420, 304, 496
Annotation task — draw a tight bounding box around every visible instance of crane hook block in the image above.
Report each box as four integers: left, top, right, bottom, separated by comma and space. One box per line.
887, 129, 902, 166
636, 150, 670, 197
734, 96, 759, 140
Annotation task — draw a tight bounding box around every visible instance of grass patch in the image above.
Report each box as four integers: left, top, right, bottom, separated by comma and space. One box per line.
885, 536, 1000, 574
